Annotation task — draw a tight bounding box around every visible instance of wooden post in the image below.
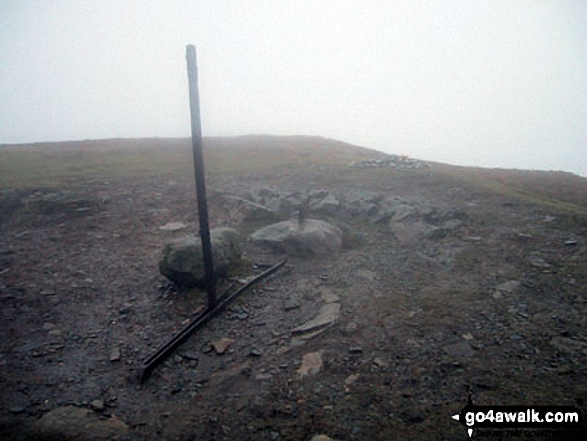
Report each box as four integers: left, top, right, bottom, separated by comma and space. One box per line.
186, 44, 216, 308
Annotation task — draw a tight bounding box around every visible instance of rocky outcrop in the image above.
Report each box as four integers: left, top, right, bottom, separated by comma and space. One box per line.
251, 219, 343, 256
159, 227, 243, 288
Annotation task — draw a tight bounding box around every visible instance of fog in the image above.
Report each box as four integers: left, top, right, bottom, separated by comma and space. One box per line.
1, 0, 586, 176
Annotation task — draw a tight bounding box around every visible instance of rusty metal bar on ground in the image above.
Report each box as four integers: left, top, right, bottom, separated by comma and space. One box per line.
186, 44, 216, 308
139, 258, 287, 382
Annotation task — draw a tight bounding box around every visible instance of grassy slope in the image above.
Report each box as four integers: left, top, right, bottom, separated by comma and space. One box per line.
1, 135, 585, 216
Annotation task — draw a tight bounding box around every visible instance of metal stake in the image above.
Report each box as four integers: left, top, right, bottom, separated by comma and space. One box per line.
186, 44, 216, 307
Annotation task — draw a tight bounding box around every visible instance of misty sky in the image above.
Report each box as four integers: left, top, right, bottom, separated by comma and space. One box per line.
1, 0, 586, 176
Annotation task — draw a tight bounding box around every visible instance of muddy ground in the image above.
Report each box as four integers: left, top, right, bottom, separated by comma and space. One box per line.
1, 154, 586, 440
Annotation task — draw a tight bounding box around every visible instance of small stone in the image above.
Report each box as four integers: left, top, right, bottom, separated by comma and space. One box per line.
564, 239, 578, 246
119, 303, 132, 315
43, 322, 57, 331
212, 337, 234, 355
109, 346, 121, 362
344, 373, 360, 386
462, 333, 474, 341
297, 350, 324, 378
372, 357, 388, 367
494, 281, 520, 299
179, 351, 199, 361
159, 222, 187, 231
343, 322, 357, 335
48, 329, 62, 337
90, 399, 105, 412
320, 288, 340, 304
311, 434, 338, 441
9, 406, 26, 414
444, 342, 475, 360
528, 256, 551, 268
348, 346, 363, 354
249, 348, 262, 357
255, 373, 273, 381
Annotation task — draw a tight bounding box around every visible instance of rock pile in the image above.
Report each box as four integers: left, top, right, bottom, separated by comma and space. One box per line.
349, 155, 430, 170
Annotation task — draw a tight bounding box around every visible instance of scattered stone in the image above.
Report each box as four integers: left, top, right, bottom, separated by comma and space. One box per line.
349, 156, 428, 170
444, 342, 475, 360
494, 281, 520, 299
311, 435, 338, 441
233, 198, 282, 223
462, 333, 474, 341
389, 221, 433, 244
283, 294, 300, 311
159, 222, 187, 232
343, 322, 358, 335
9, 406, 26, 414
348, 346, 363, 354
292, 303, 341, 335
159, 228, 243, 288
309, 194, 341, 215
528, 255, 551, 268
373, 357, 388, 367
249, 347, 262, 357
550, 337, 587, 354
90, 399, 105, 412
48, 329, 62, 337
212, 337, 234, 355
254, 373, 273, 381
391, 205, 414, 222
297, 350, 324, 378
251, 219, 343, 256
320, 288, 340, 304
344, 373, 360, 386
43, 322, 57, 331
119, 302, 132, 315
564, 239, 578, 246
35, 406, 128, 440
179, 350, 199, 361
109, 346, 121, 362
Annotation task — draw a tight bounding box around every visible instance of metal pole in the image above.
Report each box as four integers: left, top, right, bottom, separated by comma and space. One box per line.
186, 44, 216, 308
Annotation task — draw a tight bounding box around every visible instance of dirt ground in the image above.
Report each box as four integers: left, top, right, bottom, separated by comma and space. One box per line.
1, 144, 586, 440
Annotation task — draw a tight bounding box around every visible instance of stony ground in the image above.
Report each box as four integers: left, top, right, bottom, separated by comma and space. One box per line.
1, 151, 586, 440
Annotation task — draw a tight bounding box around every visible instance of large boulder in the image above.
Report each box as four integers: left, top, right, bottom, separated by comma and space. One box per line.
159, 227, 242, 288
251, 219, 343, 256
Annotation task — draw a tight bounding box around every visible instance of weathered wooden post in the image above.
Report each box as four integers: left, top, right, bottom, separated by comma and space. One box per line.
186, 44, 217, 308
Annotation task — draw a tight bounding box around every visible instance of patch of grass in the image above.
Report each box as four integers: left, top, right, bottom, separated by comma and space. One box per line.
434, 164, 587, 217
0, 136, 381, 188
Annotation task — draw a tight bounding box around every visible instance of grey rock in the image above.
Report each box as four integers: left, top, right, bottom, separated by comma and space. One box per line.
292, 303, 341, 335
109, 346, 121, 362
159, 221, 187, 231
444, 342, 475, 360
494, 281, 520, 299
239, 200, 281, 223
159, 228, 243, 288
90, 399, 105, 412
297, 350, 324, 378
389, 221, 433, 244
528, 255, 551, 268
309, 194, 341, 215
252, 219, 343, 256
